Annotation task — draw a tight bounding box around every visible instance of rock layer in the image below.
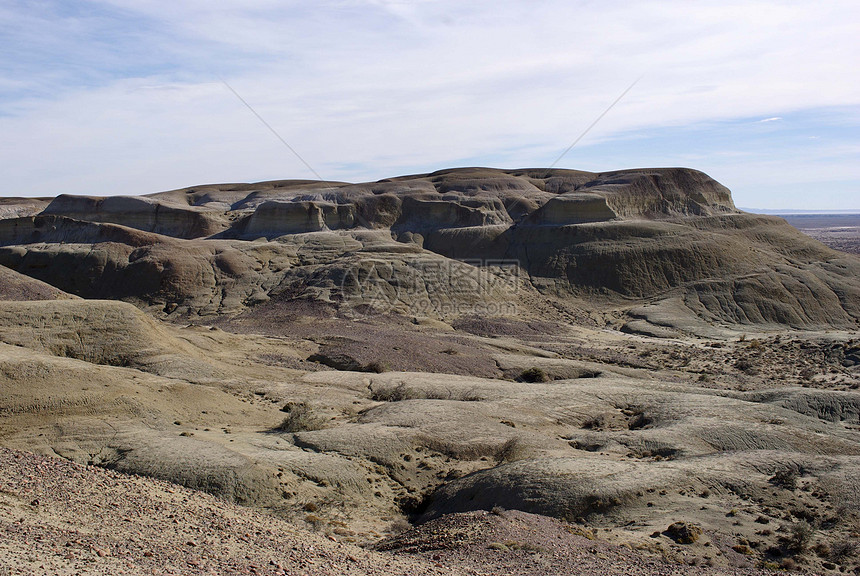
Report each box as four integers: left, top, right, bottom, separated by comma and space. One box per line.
0, 167, 856, 333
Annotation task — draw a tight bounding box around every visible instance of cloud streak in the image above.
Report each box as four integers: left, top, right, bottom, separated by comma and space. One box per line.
0, 0, 858, 208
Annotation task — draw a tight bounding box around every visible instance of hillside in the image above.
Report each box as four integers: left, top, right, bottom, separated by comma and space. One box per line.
0, 167, 855, 334
1, 167, 858, 574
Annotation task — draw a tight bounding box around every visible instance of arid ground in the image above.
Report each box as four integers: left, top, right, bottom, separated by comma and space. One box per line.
782, 214, 860, 256
1, 167, 858, 575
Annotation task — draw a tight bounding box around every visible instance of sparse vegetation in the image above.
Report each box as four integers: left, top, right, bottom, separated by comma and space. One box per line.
371, 382, 421, 402
364, 360, 389, 373
830, 539, 859, 561
275, 402, 326, 433
769, 468, 798, 490
495, 438, 530, 463
387, 517, 412, 534
665, 522, 703, 544
457, 388, 485, 402
581, 414, 606, 430
734, 358, 758, 375
626, 411, 652, 430
786, 520, 814, 552
370, 382, 485, 402
304, 514, 326, 530
799, 366, 817, 382
519, 367, 549, 383
827, 477, 860, 522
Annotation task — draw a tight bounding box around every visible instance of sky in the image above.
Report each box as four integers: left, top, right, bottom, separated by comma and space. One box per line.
1, 0, 858, 210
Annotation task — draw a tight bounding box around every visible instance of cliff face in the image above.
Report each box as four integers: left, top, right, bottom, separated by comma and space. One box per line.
0, 167, 856, 333
42, 194, 227, 239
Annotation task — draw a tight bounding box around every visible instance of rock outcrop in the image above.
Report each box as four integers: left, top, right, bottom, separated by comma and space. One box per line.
0, 166, 857, 333
42, 194, 227, 239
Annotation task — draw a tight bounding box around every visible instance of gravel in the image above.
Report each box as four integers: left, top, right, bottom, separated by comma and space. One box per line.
0, 448, 783, 576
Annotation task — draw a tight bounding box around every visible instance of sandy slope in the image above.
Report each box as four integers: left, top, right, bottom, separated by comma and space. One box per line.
0, 447, 776, 576
0, 298, 858, 574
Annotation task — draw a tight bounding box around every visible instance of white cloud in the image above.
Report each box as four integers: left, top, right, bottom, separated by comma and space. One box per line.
0, 0, 858, 207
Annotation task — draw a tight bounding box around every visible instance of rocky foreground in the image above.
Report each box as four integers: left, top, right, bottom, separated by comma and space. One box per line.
1, 447, 775, 576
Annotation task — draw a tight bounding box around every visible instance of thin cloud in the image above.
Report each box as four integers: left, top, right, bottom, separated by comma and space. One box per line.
0, 0, 858, 209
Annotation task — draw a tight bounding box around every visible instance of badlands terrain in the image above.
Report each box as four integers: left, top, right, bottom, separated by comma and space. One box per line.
0, 167, 858, 575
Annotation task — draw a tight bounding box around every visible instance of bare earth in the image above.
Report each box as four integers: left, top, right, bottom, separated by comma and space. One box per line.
0, 447, 773, 576
0, 168, 858, 575
782, 214, 860, 255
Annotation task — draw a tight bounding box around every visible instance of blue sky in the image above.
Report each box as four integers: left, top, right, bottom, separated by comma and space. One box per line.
1, 0, 858, 209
